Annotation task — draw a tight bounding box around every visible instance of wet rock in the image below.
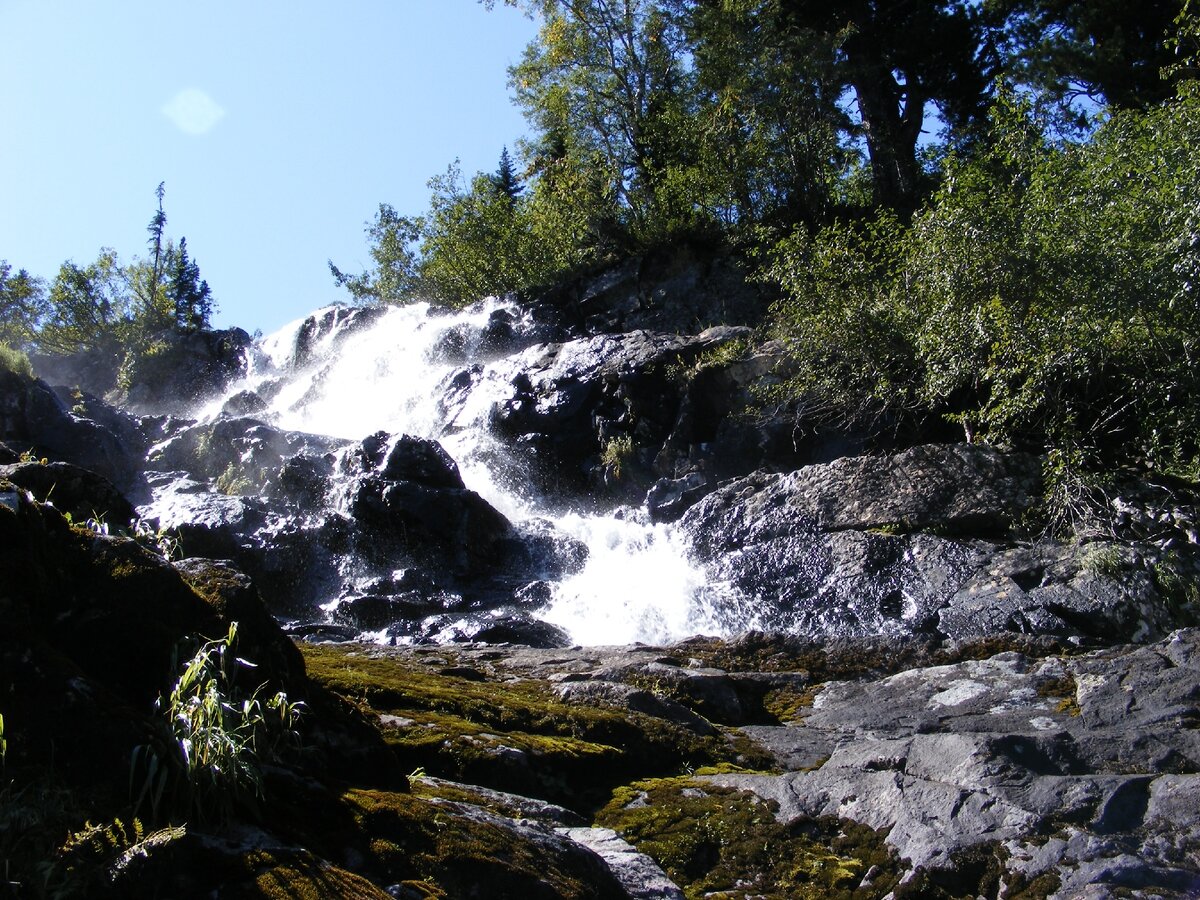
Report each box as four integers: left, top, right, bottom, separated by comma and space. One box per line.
646, 471, 713, 523
219, 389, 268, 418
486, 327, 751, 499
682, 444, 1196, 645
291, 305, 387, 368
470, 617, 573, 649
559, 827, 685, 900
0, 368, 144, 492
270, 453, 333, 506
148, 416, 345, 486
119, 327, 253, 414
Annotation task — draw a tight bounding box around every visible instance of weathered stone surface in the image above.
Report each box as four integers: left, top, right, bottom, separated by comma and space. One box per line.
707, 629, 1200, 893
484, 326, 752, 499
560, 827, 686, 900
683, 444, 1197, 645
0, 369, 144, 491
527, 242, 765, 337
1, 459, 134, 526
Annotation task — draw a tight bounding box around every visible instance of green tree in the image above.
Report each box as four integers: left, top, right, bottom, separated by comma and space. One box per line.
0, 262, 48, 349
989, 0, 1185, 112
37, 250, 132, 356
507, 0, 697, 238
329, 204, 424, 302
168, 237, 213, 333
680, 0, 851, 229
772, 0, 992, 214
491, 145, 525, 202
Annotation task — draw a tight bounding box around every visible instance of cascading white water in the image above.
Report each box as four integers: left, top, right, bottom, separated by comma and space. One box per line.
203, 299, 726, 646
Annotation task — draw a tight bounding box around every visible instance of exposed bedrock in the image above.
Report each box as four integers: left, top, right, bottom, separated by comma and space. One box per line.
682, 443, 1200, 645
708, 628, 1200, 897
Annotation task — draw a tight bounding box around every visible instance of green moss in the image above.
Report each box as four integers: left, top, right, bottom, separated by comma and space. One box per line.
244, 849, 395, 899
1036, 673, 1081, 716
302, 644, 745, 811
595, 775, 903, 899
341, 789, 622, 899
687, 632, 1081, 683
761, 682, 824, 722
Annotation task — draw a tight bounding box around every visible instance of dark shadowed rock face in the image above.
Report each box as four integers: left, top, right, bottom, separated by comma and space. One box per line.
484, 327, 753, 501
526, 242, 766, 337
0, 459, 134, 526
0, 369, 145, 493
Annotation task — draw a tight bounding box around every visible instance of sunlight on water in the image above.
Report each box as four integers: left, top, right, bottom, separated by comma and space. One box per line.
541, 512, 722, 645
202, 298, 727, 646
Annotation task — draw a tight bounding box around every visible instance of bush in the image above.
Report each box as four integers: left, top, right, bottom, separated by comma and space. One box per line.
0, 342, 33, 378
765, 87, 1200, 484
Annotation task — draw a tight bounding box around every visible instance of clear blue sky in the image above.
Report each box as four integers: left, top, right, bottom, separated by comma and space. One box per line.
0, 1, 539, 334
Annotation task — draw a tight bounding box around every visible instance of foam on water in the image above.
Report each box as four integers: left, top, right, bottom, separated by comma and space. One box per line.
206, 299, 727, 646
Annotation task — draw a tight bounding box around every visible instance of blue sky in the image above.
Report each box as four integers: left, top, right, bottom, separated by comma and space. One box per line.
0, 1, 539, 334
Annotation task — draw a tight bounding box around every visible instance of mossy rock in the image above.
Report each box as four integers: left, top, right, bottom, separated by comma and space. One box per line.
341, 788, 628, 899
301, 643, 761, 811
595, 775, 904, 899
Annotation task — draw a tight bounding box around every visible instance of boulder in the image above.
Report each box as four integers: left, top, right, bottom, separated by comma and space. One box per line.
119, 327, 253, 414
485, 327, 752, 499
349, 434, 513, 576
1, 459, 135, 526
526, 242, 765, 336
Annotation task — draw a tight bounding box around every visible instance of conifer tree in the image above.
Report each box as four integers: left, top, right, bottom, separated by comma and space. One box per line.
492, 146, 524, 203
168, 237, 213, 333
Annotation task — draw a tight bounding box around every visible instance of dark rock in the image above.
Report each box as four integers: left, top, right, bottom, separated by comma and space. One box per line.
220, 389, 268, 418
527, 242, 766, 336
379, 434, 463, 488
680, 444, 1192, 645
646, 471, 713, 523
120, 327, 253, 414
471, 617, 573, 649
291, 305, 387, 369
351, 475, 512, 576
1, 459, 134, 526
0, 368, 143, 492
271, 453, 333, 506
484, 327, 752, 500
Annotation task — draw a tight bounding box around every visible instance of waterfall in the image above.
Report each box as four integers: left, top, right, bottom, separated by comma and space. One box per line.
196, 299, 726, 646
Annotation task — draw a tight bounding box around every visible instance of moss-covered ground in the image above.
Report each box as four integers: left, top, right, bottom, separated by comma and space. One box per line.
300, 642, 767, 813
594, 775, 902, 899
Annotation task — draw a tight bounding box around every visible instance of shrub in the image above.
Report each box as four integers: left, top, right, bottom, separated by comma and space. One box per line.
132, 623, 303, 825
0, 342, 33, 378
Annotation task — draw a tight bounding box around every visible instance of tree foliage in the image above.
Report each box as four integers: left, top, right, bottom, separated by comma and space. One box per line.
26, 184, 216, 379
767, 86, 1200, 481
0, 262, 48, 349
335, 1, 1200, 493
